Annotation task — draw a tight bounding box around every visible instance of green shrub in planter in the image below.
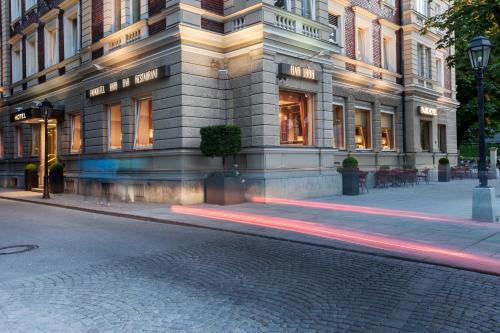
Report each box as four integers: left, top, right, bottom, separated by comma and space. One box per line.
438, 157, 451, 182
49, 162, 65, 193
24, 163, 38, 191
439, 157, 450, 165
200, 125, 245, 205
341, 157, 359, 196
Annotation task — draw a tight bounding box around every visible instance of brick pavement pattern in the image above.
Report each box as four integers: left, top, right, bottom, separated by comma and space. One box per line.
1, 236, 499, 333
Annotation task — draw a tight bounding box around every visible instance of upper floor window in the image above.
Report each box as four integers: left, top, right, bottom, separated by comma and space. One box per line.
357, 28, 370, 63
132, 0, 141, 23
302, 0, 316, 20
113, 0, 122, 31
26, 34, 38, 76
417, 44, 432, 79
64, 5, 80, 58
11, 0, 21, 21
382, 36, 396, 72
25, 0, 37, 11
11, 40, 22, 83
383, 0, 396, 7
274, 0, 292, 11
45, 21, 59, 68
436, 58, 444, 86
328, 13, 341, 44
414, 0, 430, 16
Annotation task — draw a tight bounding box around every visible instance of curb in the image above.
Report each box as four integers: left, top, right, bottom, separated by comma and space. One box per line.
1, 194, 499, 277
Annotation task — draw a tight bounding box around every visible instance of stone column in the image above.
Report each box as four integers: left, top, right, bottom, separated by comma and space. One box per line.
489, 147, 498, 179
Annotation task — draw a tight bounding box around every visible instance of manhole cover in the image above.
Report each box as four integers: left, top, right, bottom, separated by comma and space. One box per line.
0, 245, 39, 255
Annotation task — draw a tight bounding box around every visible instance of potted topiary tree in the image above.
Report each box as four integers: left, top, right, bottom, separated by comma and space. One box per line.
200, 125, 245, 205
49, 162, 65, 193
341, 157, 360, 195
438, 157, 451, 182
24, 163, 38, 191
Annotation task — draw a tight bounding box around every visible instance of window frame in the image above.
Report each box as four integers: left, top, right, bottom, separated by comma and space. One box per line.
420, 120, 432, 152
11, 0, 21, 21
44, 20, 59, 68
15, 126, 23, 158
31, 124, 41, 157
11, 40, 23, 83
332, 101, 346, 150
107, 104, 123, 151
380, 110, 396, 151
63, 4, 81, 59
301, 0, 316, 20
134, 97, 154, 150
70, 113, 82, 154
26, 33, 38, 77
354, 106, 373, 151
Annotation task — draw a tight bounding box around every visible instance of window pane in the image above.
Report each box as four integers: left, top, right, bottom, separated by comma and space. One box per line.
420, 120, 431, 151
333, 105, 344, 149
108, 105, 122, 150
71, 114, 81, 153
279, 91, 312, 146
439, 125, 447, 153
355, 109, 371, 149
135, 98, 153, 148
381, 113, 394, 150
0, 130, 4, 158
32, 125, 40, 156
16, 127, 23, 157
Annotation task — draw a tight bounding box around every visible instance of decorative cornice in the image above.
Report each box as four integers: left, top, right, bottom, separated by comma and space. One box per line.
352, 6, 378, 20
39, 8, 60, 23
379, 19, 400, 31
22, 23, 39, 36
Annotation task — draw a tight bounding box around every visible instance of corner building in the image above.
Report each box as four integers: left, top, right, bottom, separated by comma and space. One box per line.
0, 0, 458, 203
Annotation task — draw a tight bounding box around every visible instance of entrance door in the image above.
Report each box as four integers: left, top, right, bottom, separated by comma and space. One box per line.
38, 122, 57, 187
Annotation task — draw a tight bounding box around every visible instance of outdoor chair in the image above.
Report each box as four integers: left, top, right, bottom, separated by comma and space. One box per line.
417, 168, 430, 184
358, 171, 369, 193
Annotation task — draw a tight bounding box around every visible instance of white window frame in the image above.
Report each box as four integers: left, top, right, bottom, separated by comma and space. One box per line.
11, 40, 23, 83
355, 14, 373, 64
417, 43, 432, 79
11, 0, 21, 21
107, 104, 122, 151
26, 33, 38, 77
332, 101, 346, 150
134, 97, 153, 149
380, 110, 396, 151
44, 20, 59, 68
354, 105, 373, 151
381, 33, 396, 72
414, 0, 429, 16
64, 4, 81, 59
328, 12, 344, 46
301, 0, 316, 20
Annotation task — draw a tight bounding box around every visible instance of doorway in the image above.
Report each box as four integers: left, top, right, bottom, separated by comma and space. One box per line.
38, 122, 57, 187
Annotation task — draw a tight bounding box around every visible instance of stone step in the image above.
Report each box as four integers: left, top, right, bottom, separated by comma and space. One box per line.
31, 187, 44, 193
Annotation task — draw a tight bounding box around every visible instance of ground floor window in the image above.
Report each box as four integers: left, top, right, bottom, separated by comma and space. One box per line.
15, 126, 23, 158
134, 97, 153, 149
279, 91, 313, 146
438, 124, 447, 153
333, 104, 345, 149
381, 112, 395, 151
31, 125, 40, 156
71, 113, 81, 153
420, 120, 431, 152
355, 108, 372, 150
108, 104, 122, 150
0, 130, 4, 158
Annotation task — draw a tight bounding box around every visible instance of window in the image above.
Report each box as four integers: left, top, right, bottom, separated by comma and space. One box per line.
383, 0, 396, 7
333, 104, 345, 149
15, 126, 23, 158
414, 0, 429, 16
382, 36, 396, 72
381, 112, 395, 151
11, 0, 21, 21
0, 130, 4, 159
108, 104, 122, 150
357, 28, 369, 63
420, 120, 431, 152
279, 91, 313, 146
328, 13, 341, 44
25, 0, 36, 10
274, 0, 292, 11
302, 0, 315, 20
134, 98, 153, 148
114, 0, 122, 31
45, 23, 59, 67
438, 124, 447, 153
11, 40, 22, 83
26, 34, 38, 76
64, 6, 80, 58
31, 125, 40, 156
436, 58, 443, 86
417, 44, 432, 79
355, 108, 372, 150
132, 0, 141, 23
71, 113, 81, 153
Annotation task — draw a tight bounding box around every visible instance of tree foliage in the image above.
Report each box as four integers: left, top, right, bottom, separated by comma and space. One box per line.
423, 0, 500, 145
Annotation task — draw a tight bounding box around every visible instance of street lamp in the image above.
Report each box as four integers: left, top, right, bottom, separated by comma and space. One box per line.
41, 99, 53, 199
468, 35, 495, 221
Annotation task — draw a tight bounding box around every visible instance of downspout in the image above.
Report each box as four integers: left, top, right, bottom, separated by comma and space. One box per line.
400, 0, 407, 166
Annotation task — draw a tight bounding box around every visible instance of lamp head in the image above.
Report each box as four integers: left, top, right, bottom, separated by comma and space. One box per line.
467, 35, 493, 71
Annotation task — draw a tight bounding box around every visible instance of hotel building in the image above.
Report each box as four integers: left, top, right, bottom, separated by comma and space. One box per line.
0, 0, 459, 203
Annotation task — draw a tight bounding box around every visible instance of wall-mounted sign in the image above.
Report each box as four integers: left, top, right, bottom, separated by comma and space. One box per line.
87, 66, 169, 98
278, 63, 318, 81
418, 106, 438, 116
10, 107, 65, 123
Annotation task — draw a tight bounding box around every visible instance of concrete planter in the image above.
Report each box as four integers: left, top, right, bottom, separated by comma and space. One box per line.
205, 175, 245, 205
49, 174, 65, 193
438, 164, 451, 182
342, 170, 360, 196
24, 170, 38, 191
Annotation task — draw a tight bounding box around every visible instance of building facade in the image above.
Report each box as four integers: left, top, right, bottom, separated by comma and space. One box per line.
0, 0, 458, 203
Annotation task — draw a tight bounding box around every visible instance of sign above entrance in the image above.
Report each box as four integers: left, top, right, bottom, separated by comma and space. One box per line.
418, 106, 438, 116
87, 66, 170, 98
278, 63, 318, 81
10, 107, 64, 123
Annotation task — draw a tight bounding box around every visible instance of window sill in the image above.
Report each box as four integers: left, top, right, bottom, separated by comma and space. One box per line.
133, 145, 153, 150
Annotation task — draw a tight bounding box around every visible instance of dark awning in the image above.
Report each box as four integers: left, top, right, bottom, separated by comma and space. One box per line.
10, 107, 65, 123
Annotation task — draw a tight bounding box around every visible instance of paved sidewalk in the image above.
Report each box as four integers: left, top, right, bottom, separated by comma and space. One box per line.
1, 179, 500, 274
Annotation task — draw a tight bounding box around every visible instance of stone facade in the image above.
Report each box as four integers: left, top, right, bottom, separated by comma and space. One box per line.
0, 0, 458, 203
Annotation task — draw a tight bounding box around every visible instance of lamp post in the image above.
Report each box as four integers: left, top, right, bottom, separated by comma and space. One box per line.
468, 35, 495, 221
41, 99, 53, 199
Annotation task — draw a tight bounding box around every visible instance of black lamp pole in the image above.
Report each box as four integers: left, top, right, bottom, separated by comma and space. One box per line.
41, 99, 53, 199
476, 68, 487, 188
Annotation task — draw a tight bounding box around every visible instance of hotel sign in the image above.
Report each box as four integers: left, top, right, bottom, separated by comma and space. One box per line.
418, 106, 438, 116
10, 107, 65, 123
87, 66, 169, 98
278, 63, 318, 81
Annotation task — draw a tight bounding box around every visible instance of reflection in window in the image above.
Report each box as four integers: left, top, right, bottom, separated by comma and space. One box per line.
135, 98, 153, 148
420, 120, 431, 152
71, 113, 81, 153
108, 104, 122, 150
381, 112, 395, 151
355, 109, 371, 150
31, 125, 40, 156
279, 91, 312, 146
333, 104, 344, 149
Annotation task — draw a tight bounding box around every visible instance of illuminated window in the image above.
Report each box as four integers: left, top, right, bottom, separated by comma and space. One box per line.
381, 112, 395, 151
64, 5, 80, 58
333, 104, 345, 149
31, 125, 40, 156
11, 40, 22, 82
26, 34, 38, 76
420, 120, 431, 152
279, 91, 313, 146
45, 22, 59, 67
134, 98, 153, 148
108, 104, 122, 150
15, 126, 23, 158
355, 109, 372, 150
71, 113, 81, 153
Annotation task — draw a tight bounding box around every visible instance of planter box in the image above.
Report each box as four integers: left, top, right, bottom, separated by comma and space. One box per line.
24, 170, 38, 191
206, 175, 245, 205
49, 174, 65, 193
438, 165, 451, 182
342, 170, 360, 196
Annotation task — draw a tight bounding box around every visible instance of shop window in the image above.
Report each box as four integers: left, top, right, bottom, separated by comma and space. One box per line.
15, 126, 23, 158
279, 91, 313, 146
438, 124, 447, 153
26, 34, 38, 76
108, 104, 122, 150
420, 120, 431, 152
31, 125, 40, 156
45, 21, 59, 67
11, 40, 22, 83
134, 97, 153, 148
71, 113, 82, 153
355, 109, 372, 150
0, 130, 4, 159
64, 5, 80, 58
381, 112, 395, 151
302, 0, 316, 20
333, 104, 345, 149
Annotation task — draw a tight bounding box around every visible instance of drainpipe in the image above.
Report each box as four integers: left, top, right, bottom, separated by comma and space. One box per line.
400, 0, 407, 166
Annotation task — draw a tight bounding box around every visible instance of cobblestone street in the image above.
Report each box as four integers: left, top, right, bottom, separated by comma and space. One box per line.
1, 199, 500, 332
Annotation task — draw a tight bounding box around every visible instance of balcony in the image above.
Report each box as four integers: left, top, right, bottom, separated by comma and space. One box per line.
95, 20, 148, 54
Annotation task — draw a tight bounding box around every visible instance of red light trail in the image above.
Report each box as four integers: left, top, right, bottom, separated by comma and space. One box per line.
171, 205, 500, 275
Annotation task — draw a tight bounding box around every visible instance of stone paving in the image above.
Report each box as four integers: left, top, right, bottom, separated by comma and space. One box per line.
0, 199, 500, 332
